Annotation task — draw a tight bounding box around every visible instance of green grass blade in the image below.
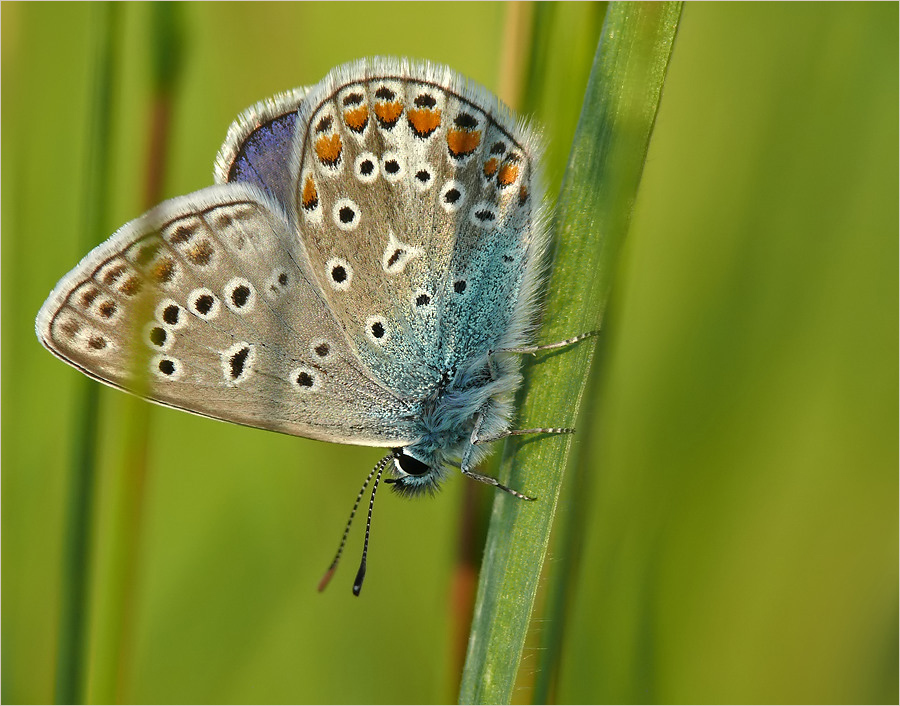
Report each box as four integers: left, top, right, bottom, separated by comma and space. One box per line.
53, 6, 116, 703
88, 6, 183, 702
458, 4, 683, 703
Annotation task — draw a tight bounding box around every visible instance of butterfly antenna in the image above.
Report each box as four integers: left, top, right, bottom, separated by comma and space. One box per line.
318, 452, 392, 593
352, 456, 388, 596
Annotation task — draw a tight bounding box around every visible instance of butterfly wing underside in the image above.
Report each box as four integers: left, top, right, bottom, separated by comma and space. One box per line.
36, 183, 416, 446
284, 59, 546, 401
36, 58, 548, 453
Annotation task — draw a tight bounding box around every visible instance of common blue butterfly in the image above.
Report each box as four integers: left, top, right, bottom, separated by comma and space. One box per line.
35, 58, 589, 594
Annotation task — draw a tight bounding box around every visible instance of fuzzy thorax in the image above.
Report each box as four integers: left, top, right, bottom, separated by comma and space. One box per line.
386, 351, 523, 496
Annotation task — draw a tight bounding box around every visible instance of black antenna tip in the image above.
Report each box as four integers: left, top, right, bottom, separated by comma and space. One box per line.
352, 560, 367, 597
317, 452, 391, 597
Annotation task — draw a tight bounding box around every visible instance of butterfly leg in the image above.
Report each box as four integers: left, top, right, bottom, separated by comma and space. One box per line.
463, 332, 596, 498
458, 412, 536, 500
473, 427, 575, 445
461, 420, 573, 501
461, 412, 574, 500
497, 330, 597, 356
461, 467, 536, 501
481, 330, 596, 437
486, 330, 597, 380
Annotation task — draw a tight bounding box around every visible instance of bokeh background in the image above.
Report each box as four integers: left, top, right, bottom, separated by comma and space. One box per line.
3, 3, 896, 704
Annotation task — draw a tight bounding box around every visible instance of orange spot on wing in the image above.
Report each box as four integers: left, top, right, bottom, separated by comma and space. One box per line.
483, 157, 499, 177
120, 275, 142, 296
374, 100, 404, 127
302, 177, 319, 210
187, 240, 214, 266
407, 108, 442, 137
447, 128, 481, 157
497, 162, 520, 187
153, 258, 176, 283
343, 105, 369, 132
315, 134, 342, 166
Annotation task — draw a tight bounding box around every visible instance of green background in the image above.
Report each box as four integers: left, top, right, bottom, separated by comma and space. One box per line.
3, 2, 896, 703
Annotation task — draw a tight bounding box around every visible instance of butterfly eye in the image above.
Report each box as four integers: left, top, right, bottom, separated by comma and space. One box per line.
394, 450, 430, 476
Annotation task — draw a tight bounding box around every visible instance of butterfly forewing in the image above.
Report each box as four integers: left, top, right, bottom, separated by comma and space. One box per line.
286, 59, 544, 400
36, 183, 416, 446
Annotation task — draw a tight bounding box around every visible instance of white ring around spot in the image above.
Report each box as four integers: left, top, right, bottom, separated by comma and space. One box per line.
223, 277, 256, 314
354, 152, 380, 184
332, 198, 361, 231
325, 257, 353, 292
188, 288, 220, 320
365, 315, 390, 345
289, 366, 323, 393
150, 354, 183, 380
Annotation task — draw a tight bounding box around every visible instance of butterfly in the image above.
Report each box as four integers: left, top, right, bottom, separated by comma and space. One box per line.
35, 58, 589, 594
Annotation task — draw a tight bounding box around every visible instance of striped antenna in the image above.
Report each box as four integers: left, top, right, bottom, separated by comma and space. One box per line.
318, 452, 392, 595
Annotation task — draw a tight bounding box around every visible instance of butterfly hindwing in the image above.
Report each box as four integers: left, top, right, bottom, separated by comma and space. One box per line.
36, 183, 416, 446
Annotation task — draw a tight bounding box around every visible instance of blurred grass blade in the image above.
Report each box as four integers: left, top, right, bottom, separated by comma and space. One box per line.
458, 3, 683, 703
54, 5, 117, 703
88, 6, 184, 703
